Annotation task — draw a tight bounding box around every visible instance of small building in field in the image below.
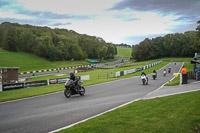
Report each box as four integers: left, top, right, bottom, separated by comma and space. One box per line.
87, 59, 100, 63
0, 67, 19, 85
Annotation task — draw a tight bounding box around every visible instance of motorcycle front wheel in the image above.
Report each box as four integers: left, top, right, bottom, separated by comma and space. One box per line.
80, 87, 85, 96
64, 88, 71, 98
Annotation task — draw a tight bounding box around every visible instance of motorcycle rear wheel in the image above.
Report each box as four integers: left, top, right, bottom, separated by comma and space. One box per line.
64, 89, 71, 98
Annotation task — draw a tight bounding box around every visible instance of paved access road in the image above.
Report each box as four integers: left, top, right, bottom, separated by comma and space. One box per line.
0, 62, 182, 133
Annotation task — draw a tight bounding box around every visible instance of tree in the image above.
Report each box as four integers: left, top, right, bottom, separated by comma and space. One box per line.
2, 25, 19, 51
0, 22, 117, 61
138, 38, 151, 61
194, 20, 200, 52
132, 44, 140, 60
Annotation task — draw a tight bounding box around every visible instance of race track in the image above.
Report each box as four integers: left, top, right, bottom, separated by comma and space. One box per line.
0, 62, 183, 133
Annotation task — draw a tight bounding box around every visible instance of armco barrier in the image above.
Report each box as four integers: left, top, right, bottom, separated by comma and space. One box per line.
115, 71, 120, 77
124, 71, 128, 75
120, 71, 124, 76
128, 69, 136, 74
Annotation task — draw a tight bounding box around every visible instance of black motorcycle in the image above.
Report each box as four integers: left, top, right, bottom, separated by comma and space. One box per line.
64, 79, 85, 98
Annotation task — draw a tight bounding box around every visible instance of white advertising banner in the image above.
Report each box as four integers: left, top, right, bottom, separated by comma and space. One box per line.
80, 75, 90, 80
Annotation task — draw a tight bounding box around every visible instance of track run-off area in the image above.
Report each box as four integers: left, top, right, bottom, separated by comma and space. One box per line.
0, 62, 183, 133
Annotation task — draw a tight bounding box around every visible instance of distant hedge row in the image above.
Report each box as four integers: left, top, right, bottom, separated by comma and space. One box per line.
0, 22, 117, 61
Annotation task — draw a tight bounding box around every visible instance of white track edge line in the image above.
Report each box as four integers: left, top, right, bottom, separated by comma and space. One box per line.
142, 88, 200, 100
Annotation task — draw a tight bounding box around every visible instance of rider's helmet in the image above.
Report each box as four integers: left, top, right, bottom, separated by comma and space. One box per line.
69, 72, 74, 77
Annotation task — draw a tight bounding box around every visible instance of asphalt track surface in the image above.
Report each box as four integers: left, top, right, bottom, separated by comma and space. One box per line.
0, 62, 183, 133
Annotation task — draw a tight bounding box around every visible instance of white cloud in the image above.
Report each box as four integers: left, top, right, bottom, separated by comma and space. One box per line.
17, 0, 122, 15
51, 10, 182, 44
0, 9, 31, 19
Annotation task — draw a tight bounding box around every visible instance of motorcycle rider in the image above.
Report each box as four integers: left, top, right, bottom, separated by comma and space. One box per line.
153, 70, 157, 75
141, 71, 148, 83
168, 67, 171, 73
152, 70, 157, 79
163, 69, 167, 76
69, 72, 79, 91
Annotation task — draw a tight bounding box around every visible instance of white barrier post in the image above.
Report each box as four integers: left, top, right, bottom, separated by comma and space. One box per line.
180, 74, 182, 85
0, 84, 2, 92
115, 71, 120, 77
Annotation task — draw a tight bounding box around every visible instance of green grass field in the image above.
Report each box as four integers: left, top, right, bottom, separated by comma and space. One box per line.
58, 90, 200, 133
117, 47, 132, 57
0, 48, 90, 72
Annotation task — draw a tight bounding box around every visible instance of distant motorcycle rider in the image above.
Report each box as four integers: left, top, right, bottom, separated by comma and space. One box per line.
153, 70, 157, 75
168, 67, 171, 73
141, 71, 148, 82
163, 69, 167, 76
152, 70, 157, 80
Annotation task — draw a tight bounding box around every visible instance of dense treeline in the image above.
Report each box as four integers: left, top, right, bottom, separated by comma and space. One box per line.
132, 21, 200, 61
0, 22, 117, 61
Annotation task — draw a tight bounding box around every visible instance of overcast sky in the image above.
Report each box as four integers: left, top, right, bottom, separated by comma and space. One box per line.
0, 0, 200, 45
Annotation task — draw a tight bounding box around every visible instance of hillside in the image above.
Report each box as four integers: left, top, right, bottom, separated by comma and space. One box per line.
0, 22, 117, 61
0, 48, 89, 72
117, 47, 132, 57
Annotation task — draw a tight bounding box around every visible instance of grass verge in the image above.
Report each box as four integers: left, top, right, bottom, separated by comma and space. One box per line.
0, 48, 90, 72
58, 91, 200, 133
165, 75, 180, 86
